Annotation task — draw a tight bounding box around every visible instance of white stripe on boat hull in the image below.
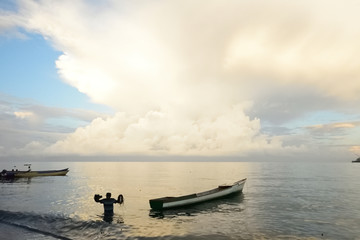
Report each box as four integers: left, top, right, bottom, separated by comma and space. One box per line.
162, 180, 245, 209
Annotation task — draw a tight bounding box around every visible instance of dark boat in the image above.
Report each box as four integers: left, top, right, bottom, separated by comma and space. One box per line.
149, 178, 246, 210
1, 164, 69, 178
352, 157, 360, 163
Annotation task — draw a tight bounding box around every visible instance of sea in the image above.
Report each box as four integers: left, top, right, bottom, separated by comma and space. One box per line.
0, 161, 359, 240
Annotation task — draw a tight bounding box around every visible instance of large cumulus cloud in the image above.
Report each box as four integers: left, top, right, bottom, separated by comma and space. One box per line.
2, 0, 360, 156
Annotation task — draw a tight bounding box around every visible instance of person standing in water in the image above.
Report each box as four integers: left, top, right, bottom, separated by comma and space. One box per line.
94, 192, 124, 215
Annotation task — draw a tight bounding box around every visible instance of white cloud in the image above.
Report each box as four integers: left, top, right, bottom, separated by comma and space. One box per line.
0, 95, 106, 155
46, 104, 303, 156
14, 111, 35, 119
0, 7, 26, 38
2, 0, 360, 157
17, 0, 360, 110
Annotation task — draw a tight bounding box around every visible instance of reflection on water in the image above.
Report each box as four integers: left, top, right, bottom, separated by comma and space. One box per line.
1, 177, 32, 184
99, 213, 124, 224
0, 209, 126, 240
0, 161, 360, 239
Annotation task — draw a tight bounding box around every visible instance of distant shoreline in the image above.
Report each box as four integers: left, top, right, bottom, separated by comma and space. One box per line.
0, 155, 351, 163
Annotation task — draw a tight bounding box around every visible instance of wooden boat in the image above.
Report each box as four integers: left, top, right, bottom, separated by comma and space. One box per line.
149, 178, 246, 210
1, 165, 69, 178
352, 157, 360, 163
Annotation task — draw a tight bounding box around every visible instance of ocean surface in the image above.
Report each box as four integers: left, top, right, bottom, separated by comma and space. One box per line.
0, 161, 359, 240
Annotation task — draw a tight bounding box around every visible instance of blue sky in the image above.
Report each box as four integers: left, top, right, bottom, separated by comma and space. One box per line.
0, 0, 359, 160
0, 32, 111, 112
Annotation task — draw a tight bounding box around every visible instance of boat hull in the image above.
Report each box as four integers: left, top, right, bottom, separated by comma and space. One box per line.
2, 168, 69, 178
149, 178, 246, 210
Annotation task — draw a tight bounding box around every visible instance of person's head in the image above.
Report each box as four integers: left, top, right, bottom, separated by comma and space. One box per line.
106, 192, 111, 199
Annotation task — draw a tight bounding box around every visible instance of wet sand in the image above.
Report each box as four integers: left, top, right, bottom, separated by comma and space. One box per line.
0, 222, 60, 240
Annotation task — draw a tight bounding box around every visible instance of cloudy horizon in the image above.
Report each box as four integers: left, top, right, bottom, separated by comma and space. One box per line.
1, 0, 359, 161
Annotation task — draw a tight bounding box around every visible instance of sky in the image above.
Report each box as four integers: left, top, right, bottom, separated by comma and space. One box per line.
0, 0, 359, 161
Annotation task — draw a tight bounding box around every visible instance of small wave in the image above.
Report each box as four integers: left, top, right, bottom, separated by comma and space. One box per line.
0, 219, 71, 240
0, 210, 126, 240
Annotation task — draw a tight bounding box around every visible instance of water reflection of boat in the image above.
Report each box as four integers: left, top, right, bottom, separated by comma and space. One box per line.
149, 178, 246, 210
1, 164, 69, 178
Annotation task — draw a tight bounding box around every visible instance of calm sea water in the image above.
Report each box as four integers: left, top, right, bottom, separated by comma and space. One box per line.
0, 161, 359, 240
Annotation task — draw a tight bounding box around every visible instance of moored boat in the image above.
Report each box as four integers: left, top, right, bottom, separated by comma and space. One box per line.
149, 178, 246, 210
352, 157, 360, 163
1, 164, 69, 178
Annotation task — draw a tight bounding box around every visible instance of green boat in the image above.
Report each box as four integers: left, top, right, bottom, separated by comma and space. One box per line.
149, 178, 246, 210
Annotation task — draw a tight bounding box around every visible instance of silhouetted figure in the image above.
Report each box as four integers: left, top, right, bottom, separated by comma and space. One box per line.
94, 192, 124, 215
